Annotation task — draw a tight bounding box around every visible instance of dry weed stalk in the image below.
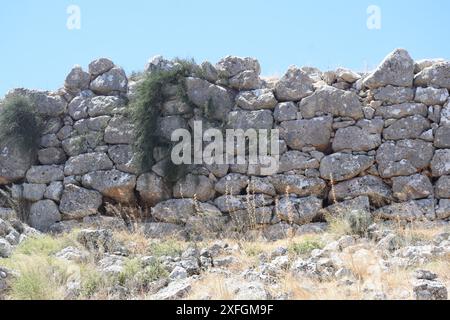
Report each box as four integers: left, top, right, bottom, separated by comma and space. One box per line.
104, 203, 147, 233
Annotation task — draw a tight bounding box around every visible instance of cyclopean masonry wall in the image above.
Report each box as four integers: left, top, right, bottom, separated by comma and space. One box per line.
1, 49, 450, 240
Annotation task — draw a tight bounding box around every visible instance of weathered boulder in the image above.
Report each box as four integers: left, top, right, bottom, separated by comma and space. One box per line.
299, 86, 363, 119
435, 176, 450, 199
205, 161, 229, 178
22, 183, 46, 201
107, 145, 137, 174
7, 89, 67, 116
214, 194, 273, 213
373, 86, 415, 104
320, 153, 374, 182
44, 181, 63, 201
88, 58, 115, 77
65, 66, 90, 91
136, 173, 171, 207
248, 177, 276, 196
150, 279, 192, 300
274, 66, 314, 101
200, 61, 218, 83
374, 103, 428, 119
374, 199, 435, 221
173, 174, 215, 202
68, 96, 89, 120
414, 59, 446, 73
325, 196, 371, 216
414, 62, 450, 89
143, 222, 187, 240
161, 99, 192, 116
227, 110, 273, 131
151, 199, 196, 224
441, 101, 450, 126
335, 68, 361, 83
38, 147, 66, 165
64, 153, 113, 176
29, 200, 61, 232
145, 55, 176, 74
436, 199, 450, 219
392, 174, 434, 201
363, 49, 415, 89
186, 214, 229, 236
216, 56, 260, 78
330, 175, 392, 207
215, 173, 249, 195
377, 140, 434, 178
90, 67, 128, 94
26, 165, 64, 184
431, 149, 450, 177
281, 116, 333, 152
77, 229, 115, 252
235, 89, 277, 110
40, 133, 61, 148
59, 184, 103, 219
74, 116, 110, 134
278, 151, 319, 173
61, 136, 89, 157
383, 115, 430, 140
228, 70, 261, 90
413, 278, 448, 300
274, 102, 298, 122
332, 119, 383, 152
87, 96, 126, 117
228, 206, 273, 228
0, 141, 34, 185
82, 170, 137, 203
434, 126, 450, 148
269, 174, 327, 197
275, 196, 323, 225
104, 116, 134, 144
157, 116, 189, 141
415, 87, 449, 105
185, 77, 234, 121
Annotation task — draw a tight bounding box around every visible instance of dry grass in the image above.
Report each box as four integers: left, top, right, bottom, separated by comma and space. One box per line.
392, 222, 449, 246
114, 228, 150, 256
1, 200, 448, 300
188, 274, 234, 300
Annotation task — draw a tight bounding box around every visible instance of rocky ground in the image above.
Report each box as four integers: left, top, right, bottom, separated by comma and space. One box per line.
0, 211, 448, 300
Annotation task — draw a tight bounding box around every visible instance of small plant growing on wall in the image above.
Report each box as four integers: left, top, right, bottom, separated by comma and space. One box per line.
0, 95, 43, 157
130, 58, 197, 180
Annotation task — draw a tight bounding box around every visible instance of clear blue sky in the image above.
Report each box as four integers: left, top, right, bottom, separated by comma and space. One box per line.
1, 0, 449, 96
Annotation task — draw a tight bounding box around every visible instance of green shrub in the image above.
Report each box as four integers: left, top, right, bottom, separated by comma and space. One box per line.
243, 243, 265, 257
130, 59, 196, 176
14, 235, 69, 256
289, 238, 324, 256
7, 255, 71, 300
0, 96, 43, 156
141, 260, 169, 282
117, 258, 142, 286
148, 240, 184, 257
117, 258, 168, 290
80, 267, 104, 298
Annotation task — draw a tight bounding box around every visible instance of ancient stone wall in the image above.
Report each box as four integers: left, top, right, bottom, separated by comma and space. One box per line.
1, 49, 449, 240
